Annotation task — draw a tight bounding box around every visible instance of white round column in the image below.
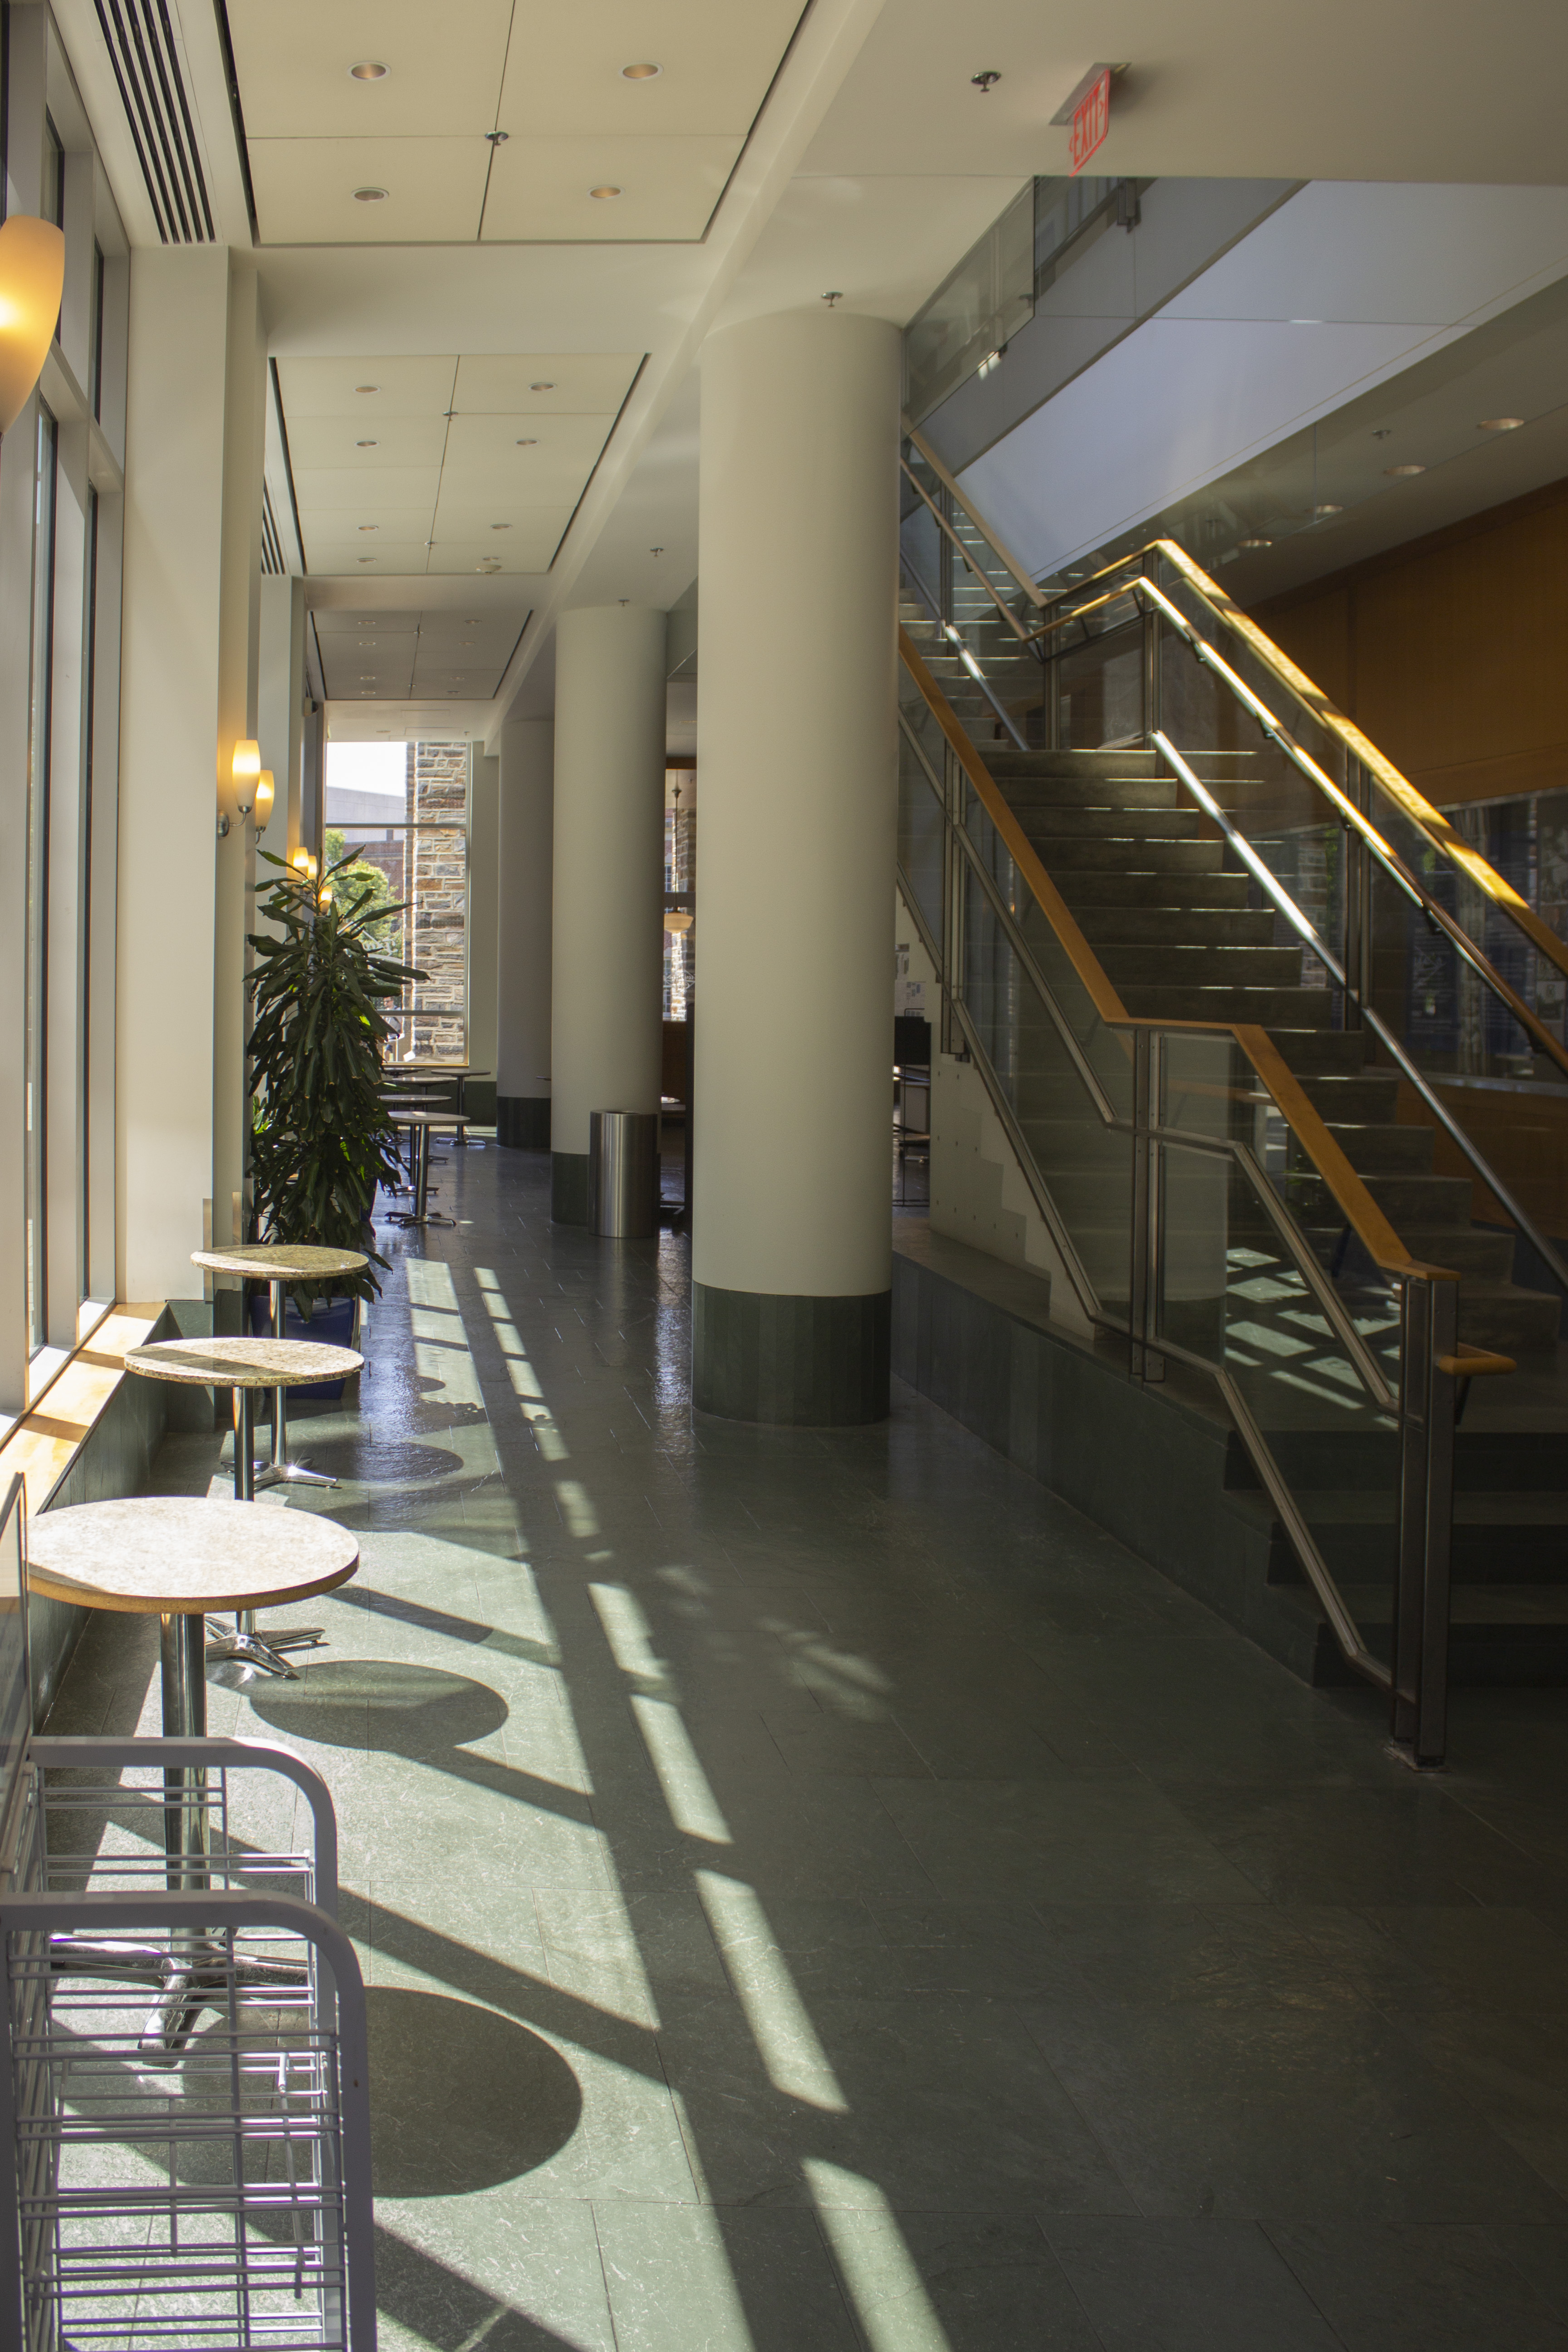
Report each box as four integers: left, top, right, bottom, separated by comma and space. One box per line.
693, 308, 900, 1421
549, 605, 667, 1223
496, 715, 554, 1150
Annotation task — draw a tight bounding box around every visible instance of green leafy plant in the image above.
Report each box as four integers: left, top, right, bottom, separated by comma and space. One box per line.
247, 848, 425, 1305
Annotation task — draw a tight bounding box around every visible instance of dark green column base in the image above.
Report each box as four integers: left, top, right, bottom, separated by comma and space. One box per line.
551, 1151, 590, 1225
499, 1096, 551, 1150
692, 1283, 890, 1425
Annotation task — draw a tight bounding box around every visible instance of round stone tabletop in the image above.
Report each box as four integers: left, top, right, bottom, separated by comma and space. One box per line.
28, 1496, 359, 1615
191, 1243, 367, 1280
125, 1337, 364, 1388
387, 1109, 469, 1127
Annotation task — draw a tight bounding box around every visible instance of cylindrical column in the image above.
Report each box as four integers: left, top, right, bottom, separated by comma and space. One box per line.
692, 309, 900, 1423
496, 715, 554, 1150
549, 607, 667, 1225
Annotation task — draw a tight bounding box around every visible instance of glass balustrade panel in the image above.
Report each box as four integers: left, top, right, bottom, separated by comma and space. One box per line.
959, 864, 1134, 1323
1154, 1028, 1401, 1661
897, 719, 946, 949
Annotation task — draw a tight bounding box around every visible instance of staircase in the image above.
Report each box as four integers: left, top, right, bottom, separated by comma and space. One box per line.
913, 691, 1568, 1684
987, 743, 1562, 1358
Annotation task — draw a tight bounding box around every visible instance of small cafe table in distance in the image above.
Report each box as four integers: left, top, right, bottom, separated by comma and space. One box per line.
28, 1495, 358, 1873
125, 1336, 362, 1677
383, 1108, 469, 1229
190, 1243, 367, 1491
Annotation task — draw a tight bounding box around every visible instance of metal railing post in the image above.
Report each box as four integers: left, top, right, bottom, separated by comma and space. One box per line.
1393, 1274, 1457, 1767
1129, 1029, 1163, 1381
1142, 551, 1161, 749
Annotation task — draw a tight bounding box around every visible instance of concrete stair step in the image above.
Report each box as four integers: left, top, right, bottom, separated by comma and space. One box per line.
1454, 1279, 1563, 1352
1073, 906, 1278, 946
1303, 1223, 1517, 1279
1296, 1074, 1402, 1122
1015, 807, 1205, 840
1291, 1124, 1436, 1176
1022, 837, 1226, 872
1117, 983, 1338, 1027
1263, 1493, 1568, 1586
988, 749, 1162, 779
1053, 871, 1254, 909
1096, 942, 1308, 989
1291, 1170, 1476, 1225
995, 777, 1181, 810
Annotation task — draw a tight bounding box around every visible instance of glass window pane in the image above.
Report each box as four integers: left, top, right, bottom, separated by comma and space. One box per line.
325, 739, 471, 1062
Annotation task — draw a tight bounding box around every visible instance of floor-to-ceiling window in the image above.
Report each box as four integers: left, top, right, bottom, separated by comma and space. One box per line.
323, 738, 474, 1062
2, 7, 128, 1418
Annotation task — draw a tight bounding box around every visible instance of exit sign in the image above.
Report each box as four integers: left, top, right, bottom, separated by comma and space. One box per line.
1069, 67, 1111, 174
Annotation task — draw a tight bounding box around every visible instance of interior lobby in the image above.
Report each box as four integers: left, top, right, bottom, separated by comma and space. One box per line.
3, 1, 1568, 2346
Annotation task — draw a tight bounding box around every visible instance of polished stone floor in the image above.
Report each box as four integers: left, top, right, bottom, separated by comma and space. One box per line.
47, 1142, 1568, 2350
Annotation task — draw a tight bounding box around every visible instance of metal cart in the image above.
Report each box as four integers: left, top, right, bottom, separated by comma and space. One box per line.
0, 1473, 376, 2350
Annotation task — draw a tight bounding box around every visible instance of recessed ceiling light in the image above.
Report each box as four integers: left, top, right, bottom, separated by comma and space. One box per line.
529, 381, 554, 392
356, 384, 379, 394
491, 523, 510, 530
1480, 416, 1524, 431
358, 524, 378, 533
1385, 463, 1425, 476
589, 185, 623, 201
349, 60, 387, 80
1238, 537, 1272, 549
515, 437, 537, 446
621, 60, 662, 78
353, 187, 389, 203
356, 439, 378, 448
1314, 503, 1343, 517
358, 674, 375, 680
358, 556, 376, 564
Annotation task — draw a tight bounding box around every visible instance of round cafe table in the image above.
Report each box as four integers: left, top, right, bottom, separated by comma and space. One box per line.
125, 1337, 362, 1677
383, 1109, 469, 1229
190, 1244, 367, 1492
28, 1496, 358, 1876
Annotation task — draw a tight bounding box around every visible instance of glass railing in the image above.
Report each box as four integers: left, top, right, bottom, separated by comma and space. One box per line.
1153, 1028, 1402, 1669
897, 624, 1492, 1760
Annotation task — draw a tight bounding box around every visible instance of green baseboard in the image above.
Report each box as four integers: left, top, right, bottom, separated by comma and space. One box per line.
693, 1283, 890, 1425
551, 1151, 590, 1226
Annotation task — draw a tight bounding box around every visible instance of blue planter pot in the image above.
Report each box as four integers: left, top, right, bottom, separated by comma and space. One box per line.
247, 1290, 358, 1400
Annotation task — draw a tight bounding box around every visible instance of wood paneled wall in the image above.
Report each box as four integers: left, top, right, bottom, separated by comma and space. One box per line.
1254, 476, 1568, 810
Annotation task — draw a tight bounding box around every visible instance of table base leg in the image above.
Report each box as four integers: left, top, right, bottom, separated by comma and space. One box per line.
160, 1613, 208, 1891
204, 1625, 301, 1680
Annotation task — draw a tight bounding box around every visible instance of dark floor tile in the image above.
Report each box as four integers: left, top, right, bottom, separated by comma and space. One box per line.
1023, 2000, 1568, 2223
1267, 2220, 1568, 2352
1045, 2217, 1341, 2350
872, 1777, 1264, 1907
821, 2209, 1103, 2352
1389, 2009, 1568, 2199
656, 1993, 1138, 2215
1158, 1783, 1566, 1907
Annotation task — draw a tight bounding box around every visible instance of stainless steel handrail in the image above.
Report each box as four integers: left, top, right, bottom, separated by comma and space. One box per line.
902, 555, 1031, 751
901, 459, 1039, 642
1155, 729, 1568, 1297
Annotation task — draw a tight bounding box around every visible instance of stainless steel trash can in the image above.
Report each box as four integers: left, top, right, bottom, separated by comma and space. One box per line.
590, 1109, 659, 1238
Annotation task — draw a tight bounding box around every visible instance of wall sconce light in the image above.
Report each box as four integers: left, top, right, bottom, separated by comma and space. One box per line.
307, 853, 319, 882
317, 884, 333, 909
231, 738, 261, 813
291, 847, 310, 875
253, 770, 275, 828
0, 217, 65, 436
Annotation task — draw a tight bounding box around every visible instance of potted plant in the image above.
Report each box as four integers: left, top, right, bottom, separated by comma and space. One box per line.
245, 847, 424, 1387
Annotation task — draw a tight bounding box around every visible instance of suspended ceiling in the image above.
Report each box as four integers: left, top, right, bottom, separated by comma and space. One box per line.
227, 0, 808, 245
277, 351, 642, 575
310, 607, 529, 701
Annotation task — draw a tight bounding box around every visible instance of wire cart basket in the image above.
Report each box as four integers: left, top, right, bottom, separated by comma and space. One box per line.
0, 1473, 376, 2349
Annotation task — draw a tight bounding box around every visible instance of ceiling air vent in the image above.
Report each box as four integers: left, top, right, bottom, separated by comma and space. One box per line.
93, 0, 215, 243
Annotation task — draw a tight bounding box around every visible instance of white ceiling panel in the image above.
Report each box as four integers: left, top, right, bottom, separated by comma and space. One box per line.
430, 497, 578, 539
278, 358, 459, 417
307, 535, 435, 573
249, 139, 491, 244
480, 138, 739, 243
497, 0, 807, 138
292, 467, 441, 511
452, 353, 642, 413
287, 415, 449, 469
427, 526, 568, 573
409, 662, 505, 695
311, 611, 423, 635
229, 0, 513, 138
436, 451, 603, 505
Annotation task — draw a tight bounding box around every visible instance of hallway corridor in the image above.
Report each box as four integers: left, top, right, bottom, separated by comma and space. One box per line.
50, 1144, 1568, 2351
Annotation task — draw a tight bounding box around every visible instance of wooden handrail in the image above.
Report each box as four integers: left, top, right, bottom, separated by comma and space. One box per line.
898, 633, 1471, 1295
